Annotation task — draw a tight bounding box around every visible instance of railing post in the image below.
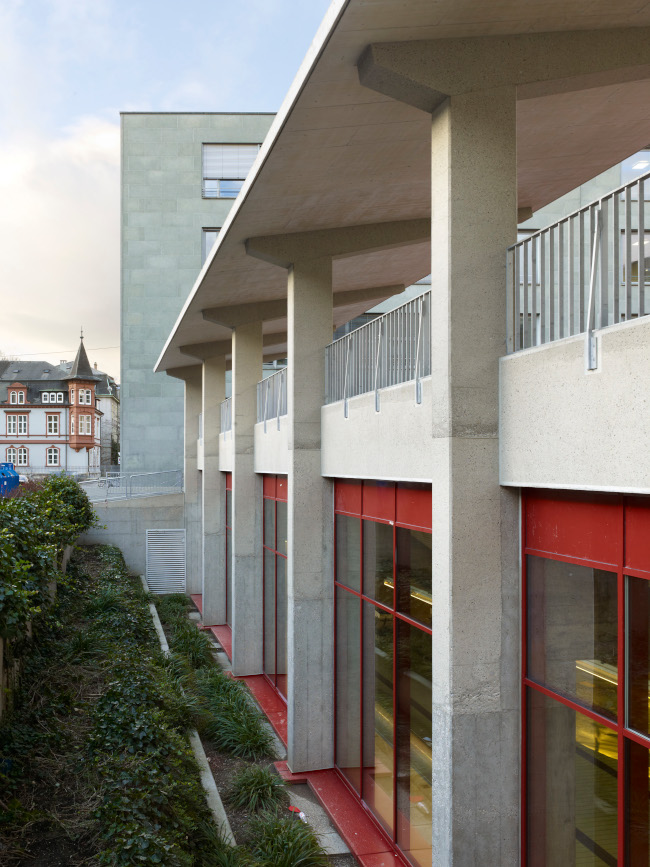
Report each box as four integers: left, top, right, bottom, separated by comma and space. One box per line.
373, 319, 383, 412
414, 295, 424, 405
343, 334, 351, 419
586, 207, 602, 371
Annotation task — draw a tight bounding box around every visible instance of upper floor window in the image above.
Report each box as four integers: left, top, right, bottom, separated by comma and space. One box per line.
70, 389, 75, 404
9, 391, 24, 404
80, 389, 92, 405
70, 416, 74, 435
57, 392, 63, 403
202, 228, 221, 264
96, 417, 101, 440
42, 391, 63, 404
47, 415, 59, 435
79, 414, 92, 435
17, 392, 24, 404
7, 415, 27, 436
202, 144, 261, 199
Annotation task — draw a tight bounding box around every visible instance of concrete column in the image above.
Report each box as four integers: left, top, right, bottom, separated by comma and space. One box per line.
231, 322, 263, 675
182, 366, 203, 595
429, 87, 520, 865
202, 355, 226, 626
286, 257, 334, 772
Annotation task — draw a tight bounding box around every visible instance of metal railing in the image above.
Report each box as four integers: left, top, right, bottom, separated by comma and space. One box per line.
256, 368, 287, 430
79, 470, 184, 503
220, 398, 232, 434
325, 290, 431, 410
507, 170, 650, 363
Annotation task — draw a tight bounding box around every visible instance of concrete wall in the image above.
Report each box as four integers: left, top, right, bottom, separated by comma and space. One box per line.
218, 432, 233, 471
254, 418, 289, 475
80, 493, 185, 575
120, 113, 274, 475
500, 315, 650, 492
321, 377, 432, 481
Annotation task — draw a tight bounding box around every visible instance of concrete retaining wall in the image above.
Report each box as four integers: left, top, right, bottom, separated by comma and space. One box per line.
80, 493, 185, 575
500, 315, 650, 492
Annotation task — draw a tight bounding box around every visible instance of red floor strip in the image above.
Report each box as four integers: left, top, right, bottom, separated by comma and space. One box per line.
274, 762, 408, 866
207, 624, 232, 662
190, 593, 203, 615
231, 674, 288, 745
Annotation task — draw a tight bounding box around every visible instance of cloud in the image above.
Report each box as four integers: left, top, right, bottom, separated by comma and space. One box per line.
0, 116, 121, 376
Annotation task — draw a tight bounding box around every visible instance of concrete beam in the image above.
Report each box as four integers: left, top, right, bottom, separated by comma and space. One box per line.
245, 220, 429, 269
165, 366, 202, 381
358, 28, 650, 113
202, 285, 403, 327
179, 333, 288, 361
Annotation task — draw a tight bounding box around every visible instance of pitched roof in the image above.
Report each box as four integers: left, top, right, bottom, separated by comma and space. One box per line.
65, 338, 99, 381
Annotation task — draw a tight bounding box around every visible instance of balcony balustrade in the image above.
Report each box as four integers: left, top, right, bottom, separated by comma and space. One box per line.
508, 170, 650, 361
256, 367, 287, 430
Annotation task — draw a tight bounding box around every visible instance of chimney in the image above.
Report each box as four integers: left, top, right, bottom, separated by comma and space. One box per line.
94, 362, 98, 369
60, 360, 66, 365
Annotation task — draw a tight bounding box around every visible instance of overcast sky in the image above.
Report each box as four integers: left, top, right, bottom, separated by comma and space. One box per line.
0, 0, 332, 376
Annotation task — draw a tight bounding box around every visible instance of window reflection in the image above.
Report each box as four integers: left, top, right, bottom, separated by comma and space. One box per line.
336, 590, 361, 792
527, 689, 618, 867
363, 521, 393, 608
627, 576, 650, 738
527, 556, 618, 719
396, 528, 432, 627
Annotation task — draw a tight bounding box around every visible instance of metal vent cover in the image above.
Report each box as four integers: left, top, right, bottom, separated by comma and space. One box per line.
145, 529, 186, 594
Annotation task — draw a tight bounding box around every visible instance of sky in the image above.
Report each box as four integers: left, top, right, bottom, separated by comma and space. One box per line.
0, 0, 333, 377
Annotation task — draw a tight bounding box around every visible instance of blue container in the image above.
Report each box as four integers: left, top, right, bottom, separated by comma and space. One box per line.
0, 462, 20, 498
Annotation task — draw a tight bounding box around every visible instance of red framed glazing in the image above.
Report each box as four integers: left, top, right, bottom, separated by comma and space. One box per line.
262, 473, 288, 702
521, 489, 650, 867
225, 472, 232, 625
333, 479, 432, 867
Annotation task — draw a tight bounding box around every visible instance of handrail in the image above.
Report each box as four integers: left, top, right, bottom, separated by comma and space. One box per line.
256, 368, 287, 427
507, 169, 650, 356
325, 290, 431, 406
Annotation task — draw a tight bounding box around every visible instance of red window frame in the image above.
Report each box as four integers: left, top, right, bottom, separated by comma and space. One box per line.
334, 479, 432, 866
522, 489, 650, 866
225, 472, 232, 625
262, 473, 288, 701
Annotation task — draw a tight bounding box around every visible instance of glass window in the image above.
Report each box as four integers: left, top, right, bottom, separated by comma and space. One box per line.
362, 602, 394, 834
17, 416, 27, 435
527, 688, 618, 867
276, 500, 287, 556
363, 521, 394, 608
527, 555, 618, 719
42, 392, 49, 403
6, 448, 16, 464
627, 576, 650, 737
396, 619, 432, 867
626, 738, 650, 865
9, 391, 16, 404
275, 555, 287, 699
7, 416, 16, 435
336, 589, 362, 793
202, 144, 260, 198
17, 392, 24, 404
202, 228, 220, 264
396, 527, 432, 627
264, 549, 275, 678
264, 498, 275, 548
46, 448, 59, 466
56, 392, 63, 403
336, 515, 361, 592
17, 448, 27, 466
47, 415, 58, 435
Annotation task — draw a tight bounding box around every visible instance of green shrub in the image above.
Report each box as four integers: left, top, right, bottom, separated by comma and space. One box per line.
168, 620, 215, 669
246, 811, 328, 867
228, 765, 286, 812
155, 593, 192, 625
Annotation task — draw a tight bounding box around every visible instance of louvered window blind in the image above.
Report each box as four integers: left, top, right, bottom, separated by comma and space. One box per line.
202, 144, 260, 198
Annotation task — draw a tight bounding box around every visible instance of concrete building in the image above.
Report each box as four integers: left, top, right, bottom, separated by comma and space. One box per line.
120, 112, 275, 474
147, 3, 650, 865
0, 338, 102, 477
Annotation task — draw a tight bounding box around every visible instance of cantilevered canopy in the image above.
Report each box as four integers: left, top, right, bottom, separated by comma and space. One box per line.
156, 0, 650, 372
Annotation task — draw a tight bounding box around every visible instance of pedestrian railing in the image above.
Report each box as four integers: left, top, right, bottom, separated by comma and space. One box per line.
325, 290, 431, 412
79, 470, 184, 503
256, 367, 287, 430
220, 398, 232, 434
507, 170, 650, 367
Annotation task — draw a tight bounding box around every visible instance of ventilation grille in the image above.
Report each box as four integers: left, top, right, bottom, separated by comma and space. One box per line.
145, 529, 186, 594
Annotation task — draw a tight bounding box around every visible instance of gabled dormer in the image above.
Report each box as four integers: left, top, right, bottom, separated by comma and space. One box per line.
65, 333, 100, 452
6, 382, 27, 405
